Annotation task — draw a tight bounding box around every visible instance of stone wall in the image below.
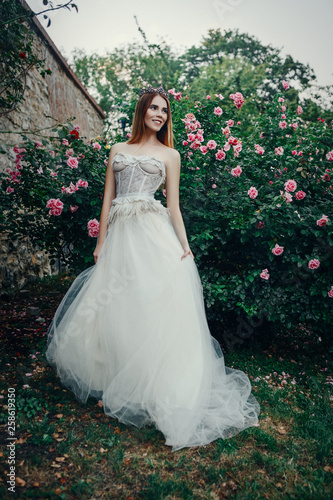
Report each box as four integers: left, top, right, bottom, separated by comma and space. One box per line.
0, 2, 105, 293
0, 4, 105, 172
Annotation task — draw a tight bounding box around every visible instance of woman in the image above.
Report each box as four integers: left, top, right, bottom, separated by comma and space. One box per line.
46, 85, 260, 452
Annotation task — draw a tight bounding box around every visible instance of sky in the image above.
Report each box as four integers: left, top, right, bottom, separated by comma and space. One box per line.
25, 0, 333, 87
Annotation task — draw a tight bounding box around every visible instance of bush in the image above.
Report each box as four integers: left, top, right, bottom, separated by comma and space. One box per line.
1, 85, 332, 342
169, 88, 333, 343
0, 122, 110, 271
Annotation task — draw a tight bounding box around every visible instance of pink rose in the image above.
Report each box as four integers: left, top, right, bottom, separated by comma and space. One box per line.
174, 92, 182, 100
185, 113, 196, 121
297, 105, 303, 115
187, 133, 196, 142
46, 198, 63, 215
227, 120, 234, 127
206, 95, 211, 100
168, 88, 175, 95
292, 150, 297, 156
212, 184, 217, 188
195, 133, 204, 142
229, 92, 244, 109
76, 179, 88, 188
248, 186, 258, 199
224, 142, 231, 152
88, 218, 100, 237
70, 205, 79, 213
284, 179, 297, 192
282, 80, 289, 90
50, 207, 62, 216
281, 105, 286, 112
207, 140, 217, 150
200, 146, 208, 155
214, 107, 223, 116
35, 141, 43, 148
74, 125, 80, 131
279, 121, 287, 129
326, 150, 333, 161
328, 286, 333, 298
92, 142, 101, 150
272, 243, 284, 256
126, 133, 131, 138
62, 139, 69, 146
278, 97, 284, 103
308, 259, 320, 270
275, 146, 284, 156
228, 136, 238, 145
295, 190, 306, 200
316, 215, 329, 227
291, 123, 298, 131
6, 186, 14, 194
67, 156, 79, 169
190, 141, 200, 150
255, 144, 264, 155
183, 140, 188, 146
260, 268, 270, 280
222, 126, 230, 136
65, 148, 74, 158
215, 150, 226, 161
231, 166, 242, 177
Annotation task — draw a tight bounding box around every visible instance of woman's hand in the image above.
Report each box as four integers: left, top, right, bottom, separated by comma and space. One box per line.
93, 242, 104, 264
181, 245, 194, 261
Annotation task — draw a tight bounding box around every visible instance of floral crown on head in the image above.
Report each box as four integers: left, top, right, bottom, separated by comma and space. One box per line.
139, 84, 169, 100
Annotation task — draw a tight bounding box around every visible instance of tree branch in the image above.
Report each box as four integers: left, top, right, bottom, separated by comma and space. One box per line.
0, 1, 76, 28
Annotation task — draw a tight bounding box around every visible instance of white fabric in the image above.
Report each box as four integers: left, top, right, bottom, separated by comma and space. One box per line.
46, 152, 260, 451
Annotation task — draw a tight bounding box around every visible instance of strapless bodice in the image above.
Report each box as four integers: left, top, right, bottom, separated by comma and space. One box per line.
111, 152, 166, 199
107, 152, 170, 226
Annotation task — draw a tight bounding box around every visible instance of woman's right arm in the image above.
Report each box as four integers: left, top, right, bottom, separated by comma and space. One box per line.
93, 145, 117, 263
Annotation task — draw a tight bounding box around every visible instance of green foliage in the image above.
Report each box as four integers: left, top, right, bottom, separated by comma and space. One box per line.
168, 89, 333, 340
1, 85, 332, 340
0, 0, 78, 117
0, 123, 112, 272
71, 27, 333, 131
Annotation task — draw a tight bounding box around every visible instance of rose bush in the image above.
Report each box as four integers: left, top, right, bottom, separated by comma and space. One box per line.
0, 122, 112, 271
167, 87, 333, 343
1, 84, 333, 344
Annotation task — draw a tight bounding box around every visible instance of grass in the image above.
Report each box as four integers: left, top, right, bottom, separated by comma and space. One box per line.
0, 272, 332, 499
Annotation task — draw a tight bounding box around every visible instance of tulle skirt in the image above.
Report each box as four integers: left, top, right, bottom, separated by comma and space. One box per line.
46, 195, 260, 452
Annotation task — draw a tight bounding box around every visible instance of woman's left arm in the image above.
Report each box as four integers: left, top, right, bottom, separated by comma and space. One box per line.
165, 151, 194, 260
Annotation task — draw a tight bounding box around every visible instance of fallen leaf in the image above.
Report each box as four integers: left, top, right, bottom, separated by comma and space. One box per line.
51, 464, 61, 468
55, 414, 63, 419
324, 465, 333, 473
55, 457, 65, 462
15, 477, 26, 487
277, 427, 287, 435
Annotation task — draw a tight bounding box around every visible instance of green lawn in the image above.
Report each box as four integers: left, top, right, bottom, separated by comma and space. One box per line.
0, 273, 332, 499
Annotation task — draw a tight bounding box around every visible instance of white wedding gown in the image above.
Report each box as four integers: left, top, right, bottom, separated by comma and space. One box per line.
45, 152, 260, 451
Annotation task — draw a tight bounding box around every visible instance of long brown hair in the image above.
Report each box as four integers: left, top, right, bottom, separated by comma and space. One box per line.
128, 92, 174, 148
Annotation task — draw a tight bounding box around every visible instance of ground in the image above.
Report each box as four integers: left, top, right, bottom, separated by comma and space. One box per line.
0, 272, 332, 499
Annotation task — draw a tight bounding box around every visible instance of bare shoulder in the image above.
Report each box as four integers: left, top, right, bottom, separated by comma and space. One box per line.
111, 141, 128, 154
108, 141, 128, 162
163, 147, 181, 172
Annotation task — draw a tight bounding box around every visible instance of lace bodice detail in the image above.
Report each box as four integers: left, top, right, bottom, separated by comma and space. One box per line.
111, 152, 166, 197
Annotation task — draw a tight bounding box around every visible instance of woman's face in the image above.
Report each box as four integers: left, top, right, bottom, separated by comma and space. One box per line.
144, 95, 168, 133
